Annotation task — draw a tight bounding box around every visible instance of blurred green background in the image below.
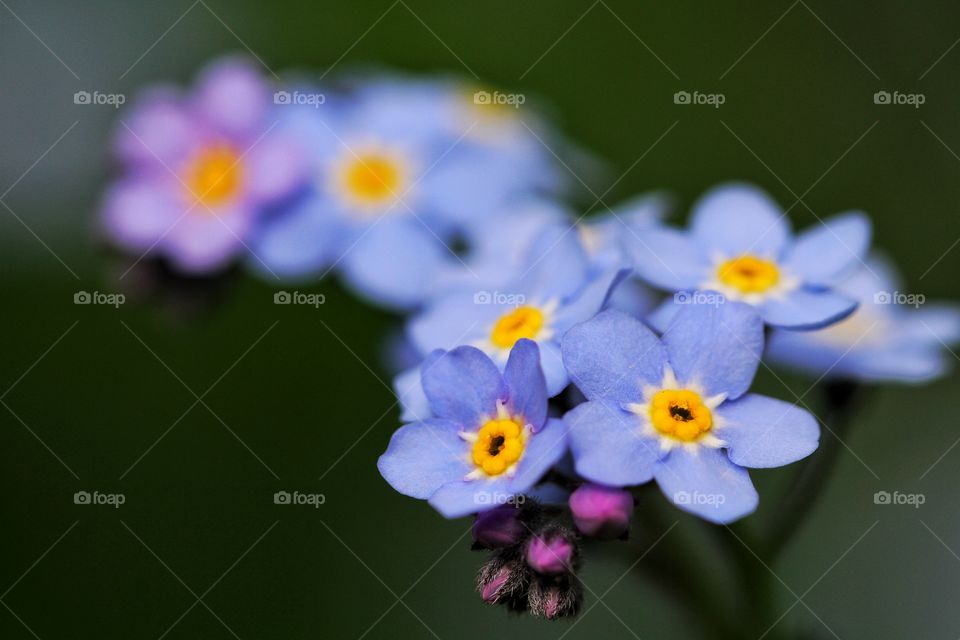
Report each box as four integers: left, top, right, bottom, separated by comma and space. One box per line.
2, 1, 959, 637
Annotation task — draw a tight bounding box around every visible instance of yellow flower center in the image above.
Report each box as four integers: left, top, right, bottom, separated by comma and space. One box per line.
717, 255, 780, 294
341, 153, 403, 205
471, 418, 526, 476
184, 145, 242, 206
650, 389, 713, 442
490, 306, 544, 349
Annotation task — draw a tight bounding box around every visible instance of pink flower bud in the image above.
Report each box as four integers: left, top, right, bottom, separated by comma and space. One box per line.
472, 504, 524, 549
569, 483, 633, 540
525, 533, 574, 575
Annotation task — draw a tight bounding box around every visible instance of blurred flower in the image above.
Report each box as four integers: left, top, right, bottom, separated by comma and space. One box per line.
407, 226, 628, 395
561, 305, 820, 523
627, 183, 870, 329
525, 529, 576, 575
767, 254, 960, 383
568, 483, 634, 539
378, 340, 568, 518
473, 504, 525, 549
101, 57, 307, 274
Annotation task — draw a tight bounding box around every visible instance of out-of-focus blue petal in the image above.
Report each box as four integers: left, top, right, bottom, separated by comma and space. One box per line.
760, 289, 857, 329
407, 291, 498, 355
421, 346, 506, 427
561, 310, 667, 404
900, 305, 960, 345
783, 212, 871, 286
517, 225, 590, 300
654, 448, 758, 524
644, 297, 681, 334
339, 216, 451, 310
566, 400, 661, 486
553, 267, 629, 332
394, 367, 431, 423
716, 394, 819, 468
661, 302, 762, 400
539, 340, 569, 397
604, 277, 659, 318
250, 193, 342, 279
689, 183, 790, 257
377, 419, 469, 499
503, 340, 547, 431
625, 226, 711, 290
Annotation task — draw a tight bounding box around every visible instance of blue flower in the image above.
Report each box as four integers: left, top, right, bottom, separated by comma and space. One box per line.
406, 225, 628, 396
378, 340, 568, 519
561, 304, 820, 524
626, 183, 870, 329
767, 254, 960, 383
250, 76, 565, 309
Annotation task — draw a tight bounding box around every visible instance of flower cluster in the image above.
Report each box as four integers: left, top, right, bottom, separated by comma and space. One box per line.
98, 55, 960, 621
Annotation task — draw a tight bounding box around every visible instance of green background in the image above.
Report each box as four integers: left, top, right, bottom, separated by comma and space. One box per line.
2, 1, 959, 637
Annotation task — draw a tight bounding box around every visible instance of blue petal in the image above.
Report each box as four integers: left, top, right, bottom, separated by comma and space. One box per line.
900, 305, 960, 345
783, 212, 871, 286
421, 346, 507, 427
566, 400, 662, 486
407, 291, 498, 356
539, 340, 569, 397
661, 301, 762, 400
653, 448, 758, 524
377, 419, 470, 499
250, 193, 342, 279
561, 310, 667, 404
716, 394, 819, 468
339, 217, 450, 310
553, 267, 630, 332
625, 226, 711, 291
689, 183, 790, 257
427, 417, 568, 518
503, 339, 548, 431
393, 367, 431, 423
760, 289, 857, 329
517, 224, 590, 300
644, 297, 681, 334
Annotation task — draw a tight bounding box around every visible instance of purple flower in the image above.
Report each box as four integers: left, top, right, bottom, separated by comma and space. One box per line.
568, 483, 634, 539
101, 57, 307, 274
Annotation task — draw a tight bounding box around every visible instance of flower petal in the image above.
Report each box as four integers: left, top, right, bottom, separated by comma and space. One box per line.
394, 367, 431, 423
566, 400, 661, 486
503, 339, 547, 431
539, 340, 569, 397
760, 289, 857, 330
716, 394, 819, 468
407, 291, 498, 356
690, 183, 789, 257
377, 419, 469, 499
624, 226, 711, 291
192, 57, 269, 138
783, 212, 871, 286
654, 448, 758, 524
561, 310, 667, 404
421, 346, 506, 427
661, 301, 762, 400
249, 193, 342, 278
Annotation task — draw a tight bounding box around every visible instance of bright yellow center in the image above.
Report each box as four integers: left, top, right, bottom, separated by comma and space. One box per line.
471, 418, 526, 476
650, 389, 713, 442
717, 255, 780, 294
490, 306, 544, 349
184, 145, 242, 206
342, 154, 402, 204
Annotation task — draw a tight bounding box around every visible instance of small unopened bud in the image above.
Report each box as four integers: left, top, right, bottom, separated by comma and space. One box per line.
528, 577, 582, 619
569, 483, 634, 540
473, 504, 524, 549
525, 532, 575, 576
477, 556, 529, 605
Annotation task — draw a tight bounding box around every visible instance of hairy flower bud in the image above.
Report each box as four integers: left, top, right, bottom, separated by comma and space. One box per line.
525, 530, 576, 576
473, 504, 525, 549
528, 576, 582, 619
569, 482, 634, 540
477, 556, 529, 606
